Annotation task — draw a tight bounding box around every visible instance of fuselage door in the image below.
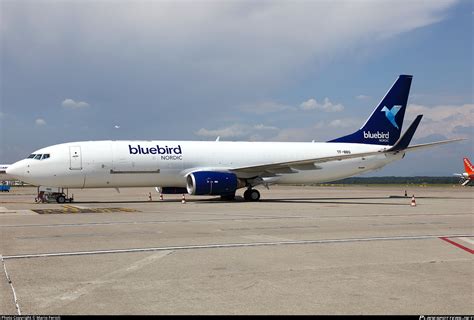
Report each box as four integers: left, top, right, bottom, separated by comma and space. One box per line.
69, 146, 82, 170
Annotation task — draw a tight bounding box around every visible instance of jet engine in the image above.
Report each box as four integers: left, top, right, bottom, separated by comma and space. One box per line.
186, 171, 243, 195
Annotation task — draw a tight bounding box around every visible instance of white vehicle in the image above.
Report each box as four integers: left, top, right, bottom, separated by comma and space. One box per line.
0, 164, 12, 182
6, 75, 463, 201
0, 164, 10, 173
33, 186, 73, 203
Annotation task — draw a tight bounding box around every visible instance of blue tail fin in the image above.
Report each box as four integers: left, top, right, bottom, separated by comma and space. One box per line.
329, 75, 412, 145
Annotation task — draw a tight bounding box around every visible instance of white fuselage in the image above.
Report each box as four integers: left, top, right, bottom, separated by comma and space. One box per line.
6, 140, 402, 188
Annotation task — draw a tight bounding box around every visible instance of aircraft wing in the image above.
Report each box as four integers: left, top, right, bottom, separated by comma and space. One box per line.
402, 139, 465, 152
231, 115, 465, 177
231, 149, 388, 175
386, 114, 466, 152
386, 115, 465, 152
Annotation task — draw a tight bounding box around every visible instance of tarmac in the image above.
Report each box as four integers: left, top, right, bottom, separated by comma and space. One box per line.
0, 185, 472, 315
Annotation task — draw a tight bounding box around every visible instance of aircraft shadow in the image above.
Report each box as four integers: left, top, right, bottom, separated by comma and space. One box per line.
73, 200, 166, 204
72, 195, 465, 205
189, 196, 409, 205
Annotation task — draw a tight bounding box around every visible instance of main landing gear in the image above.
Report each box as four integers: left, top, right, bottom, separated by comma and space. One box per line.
243, 188, 260, 201
219, 188, 261, 202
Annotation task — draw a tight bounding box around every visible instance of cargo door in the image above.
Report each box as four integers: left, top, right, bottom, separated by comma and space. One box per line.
69, 146, 82, 170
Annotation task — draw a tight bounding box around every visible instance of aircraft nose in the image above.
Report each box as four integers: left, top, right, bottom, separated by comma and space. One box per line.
5, 161, 27, 178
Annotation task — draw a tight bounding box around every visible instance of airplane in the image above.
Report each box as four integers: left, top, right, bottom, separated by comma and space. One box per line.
6, 75, 464, 202
453, 157, 474, 186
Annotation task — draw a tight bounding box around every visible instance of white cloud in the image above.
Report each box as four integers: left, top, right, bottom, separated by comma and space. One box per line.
270, 127, 315, 142
271, 118, 363, 142
328, 118, 360, 128
300, 99, 317, 110
253, 124, 278, 131
35, 118, 46, 126
241, 98, 344, 114
405, 103, 474, 139
2, 1, 456, 89
356, 95, 371, 100
62, 99, 90, 109
240, 101, 295, 114
195, 123, 279, 139
195, 125, 247, 138
300, 98, 344, 112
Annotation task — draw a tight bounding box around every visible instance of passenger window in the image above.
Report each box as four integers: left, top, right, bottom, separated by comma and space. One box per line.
34, 154, 42, 160
27, 154, 36, 159
42, 154, 50, 160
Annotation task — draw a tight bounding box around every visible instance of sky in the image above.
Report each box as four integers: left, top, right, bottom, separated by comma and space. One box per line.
0, 0, 472, 176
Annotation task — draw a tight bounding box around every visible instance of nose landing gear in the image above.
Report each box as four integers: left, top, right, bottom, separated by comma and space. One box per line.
243, 188, 260, 201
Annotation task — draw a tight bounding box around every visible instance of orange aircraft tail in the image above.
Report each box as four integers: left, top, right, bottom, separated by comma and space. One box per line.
463, 157, 474, 174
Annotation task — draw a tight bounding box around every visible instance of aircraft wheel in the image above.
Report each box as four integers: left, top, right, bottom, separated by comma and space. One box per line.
243, 189, 251, 201
249, 189, 260, 201
244, 189, 260, 201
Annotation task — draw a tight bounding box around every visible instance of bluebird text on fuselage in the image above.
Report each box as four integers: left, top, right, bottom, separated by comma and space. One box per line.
363, 131, 389, 141
129, 144, 182, 155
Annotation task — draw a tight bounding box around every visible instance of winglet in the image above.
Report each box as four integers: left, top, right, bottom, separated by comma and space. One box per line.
388, 115, 423, 152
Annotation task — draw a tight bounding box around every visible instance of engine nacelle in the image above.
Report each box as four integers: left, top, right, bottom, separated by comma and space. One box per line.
186, 171, 238, 195
156, 187, 188, 194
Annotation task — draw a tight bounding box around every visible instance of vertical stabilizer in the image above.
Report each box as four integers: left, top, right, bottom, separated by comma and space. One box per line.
463, 158, 473, 174
329, 75, 412, 145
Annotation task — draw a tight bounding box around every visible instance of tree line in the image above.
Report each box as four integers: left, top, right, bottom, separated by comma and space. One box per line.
320, 176, 464, 185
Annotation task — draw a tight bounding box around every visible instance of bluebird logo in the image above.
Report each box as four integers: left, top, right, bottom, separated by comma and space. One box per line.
129, 144, 182, 155
129, 144, 183, 160
381, 105, 402, 129
363, 131, 389, 142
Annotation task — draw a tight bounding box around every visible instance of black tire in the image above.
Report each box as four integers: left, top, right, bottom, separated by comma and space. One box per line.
244, 189, 260, 201
56, 195, 66, 204
243, 189, 251, 201
249, 189, 260, 201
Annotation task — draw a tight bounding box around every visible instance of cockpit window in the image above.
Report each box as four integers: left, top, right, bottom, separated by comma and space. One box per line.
27, 153, 50, 160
